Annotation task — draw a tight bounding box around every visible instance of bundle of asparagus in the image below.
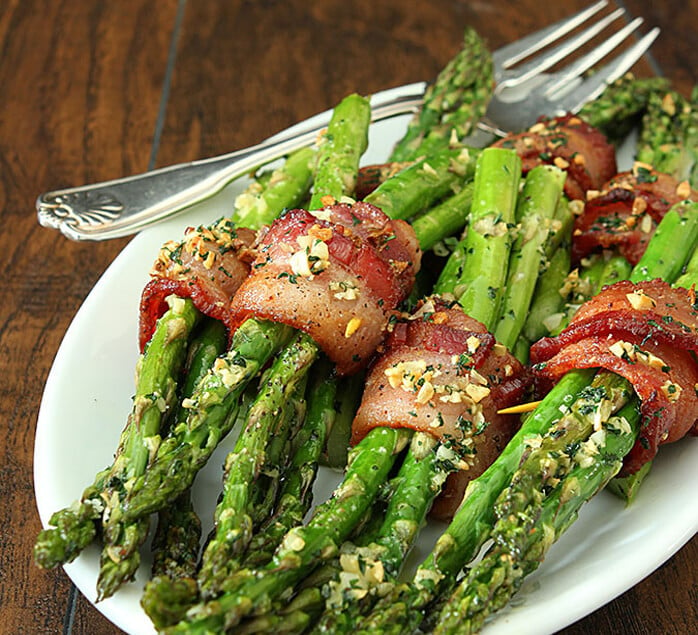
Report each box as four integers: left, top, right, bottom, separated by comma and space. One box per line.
33, 22, 698, 635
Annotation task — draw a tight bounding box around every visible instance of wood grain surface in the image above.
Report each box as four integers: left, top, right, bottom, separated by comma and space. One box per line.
1, 1, 695, 633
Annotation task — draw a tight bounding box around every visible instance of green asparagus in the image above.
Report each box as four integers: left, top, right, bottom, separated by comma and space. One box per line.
232, 146, 316, 229
435, 400, 642, 634
248, 377, 309, 532
140, 318, 226, 628
390, 27, 493, 161
577, 73, 670, 143
197, 331, 318, 598
169, 427, 412, 633
308, 93, 371, 210
435, 147, 522, 327
364, 146, 479, 220
494, 164, 567, 349
34, 296, 200, 573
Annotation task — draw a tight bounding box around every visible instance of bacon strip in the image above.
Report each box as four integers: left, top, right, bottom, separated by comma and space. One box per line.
138, 219, 256, 352
351, 298, 529, 519
228, 201, 421, 375
530, 280, 698, 475
492, 114, 617, 201
572, 164, 698, 265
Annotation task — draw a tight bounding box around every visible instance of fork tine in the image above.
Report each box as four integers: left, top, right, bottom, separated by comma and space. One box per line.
543, 16, 644, 99
498, 7, 626, 90
492, 0, 609, 71
554, 27, 661, 115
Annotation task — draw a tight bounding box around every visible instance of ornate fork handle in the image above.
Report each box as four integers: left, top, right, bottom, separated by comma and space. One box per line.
37, 83, 427, 241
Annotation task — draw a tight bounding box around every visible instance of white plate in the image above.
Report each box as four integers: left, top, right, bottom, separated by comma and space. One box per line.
34, 93, 697, 635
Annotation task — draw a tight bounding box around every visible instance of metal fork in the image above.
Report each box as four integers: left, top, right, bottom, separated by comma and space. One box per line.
37, 0, 659, 241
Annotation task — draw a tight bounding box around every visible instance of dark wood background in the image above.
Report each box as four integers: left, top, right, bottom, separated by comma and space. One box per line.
2, 1, 695, 633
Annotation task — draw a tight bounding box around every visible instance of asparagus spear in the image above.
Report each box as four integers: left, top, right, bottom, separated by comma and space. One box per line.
434, 147, 522, 327
519, 225, 574, 345
674, 229, 698, 288
33, 296, 200, 571
390, 27, 493, 162
494, 164, 567, 349
175, 319, 229, 424
321, 371, 364, 469
629, 200, 698, 284
636, 88, 691, 179
197, 331, 318, 598
364, 146, 479, 220
232, 146, 316, 229
248, 377, 309, 532
140, 318, 226, 629
308, 93, 371, 209
435, 400, 642, 634
577, 73, 670, 143
170, 427, 412, 633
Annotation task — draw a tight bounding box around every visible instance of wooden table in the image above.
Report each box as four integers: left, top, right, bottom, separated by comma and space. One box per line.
2, 1, 696, 633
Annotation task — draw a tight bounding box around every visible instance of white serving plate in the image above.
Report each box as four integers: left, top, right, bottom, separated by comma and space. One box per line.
34, 91, 697, 634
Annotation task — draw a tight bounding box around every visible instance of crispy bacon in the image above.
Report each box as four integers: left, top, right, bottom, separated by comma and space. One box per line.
138, 219, 256, 352
572, 165, 698, 265
492, 114, 617, 201
351, 298, 529, 519
530, 279, 698, 475
228, 201, 421, 375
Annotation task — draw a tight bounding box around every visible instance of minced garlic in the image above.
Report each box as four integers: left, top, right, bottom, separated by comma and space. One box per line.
466, 335, 481, 354
344, 317, 362, 338
676, 180, 691, 199
465, 383, 490, 403
329, 280, 360, 300
661, 380, 682, 402
626, 289, 657, 310
289, 232, 331, 278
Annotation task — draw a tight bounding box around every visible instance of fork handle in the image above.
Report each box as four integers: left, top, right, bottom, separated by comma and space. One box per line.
36, 129, 321, 241
37, 83, 426, 241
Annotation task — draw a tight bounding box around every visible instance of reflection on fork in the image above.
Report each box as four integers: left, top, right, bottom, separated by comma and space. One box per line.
482, 0, 659, 134
36, 0, 659, 241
